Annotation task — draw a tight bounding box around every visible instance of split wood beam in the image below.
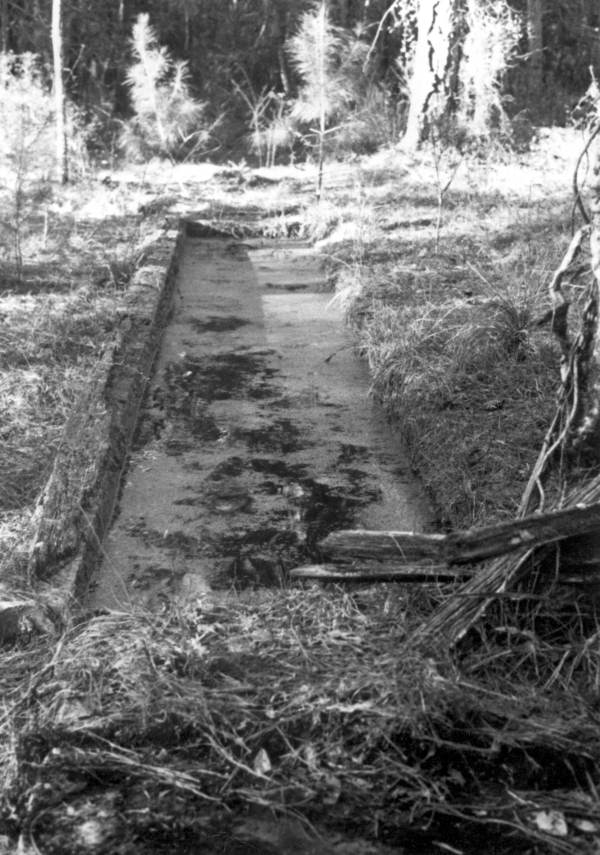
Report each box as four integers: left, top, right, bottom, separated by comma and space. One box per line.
290, 562, 466, 583
317, 503, 600, 568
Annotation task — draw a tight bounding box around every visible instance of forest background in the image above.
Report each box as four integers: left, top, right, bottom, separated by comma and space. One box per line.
3, 0, 598, 168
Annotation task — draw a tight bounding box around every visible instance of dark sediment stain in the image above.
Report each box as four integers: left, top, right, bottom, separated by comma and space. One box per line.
209, 527, 299, 588
209, 457, 246, 480
189, 315, 251, 333
233, 419, 303, 454
165, 352, 278, 403
210, 473, 380, 589
250, 457, 311, 496
337, 443, 371, 464
301, 477, 380, 551
249, 457, 309, 479
132, 382, 221, 453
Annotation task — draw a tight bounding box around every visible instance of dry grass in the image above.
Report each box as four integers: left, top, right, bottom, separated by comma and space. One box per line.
349, 264, 563, 525
1, 589, 600, 853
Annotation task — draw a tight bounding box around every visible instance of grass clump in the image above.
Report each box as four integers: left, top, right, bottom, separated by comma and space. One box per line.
350, 269, 560, 526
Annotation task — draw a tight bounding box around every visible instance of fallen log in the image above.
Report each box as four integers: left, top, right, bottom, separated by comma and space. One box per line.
319, 503, 600, 567
290, 562, 467, 582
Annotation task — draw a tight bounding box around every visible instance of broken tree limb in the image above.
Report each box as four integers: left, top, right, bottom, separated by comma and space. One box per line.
290, 562, 466, 583
415, 472, 600, 648
411, 546, 538, 649
448, 503, 600, 561
318, 503, 600, 567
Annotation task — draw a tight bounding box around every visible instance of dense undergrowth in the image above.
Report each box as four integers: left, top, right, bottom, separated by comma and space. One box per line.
1, 128, 600, 853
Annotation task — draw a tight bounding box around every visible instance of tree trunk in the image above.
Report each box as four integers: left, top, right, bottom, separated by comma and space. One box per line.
403, 0, 458, 149
579, 133, 600, 449
526, 0, 544, 104
0, 0, 8, 52
52, 0, 68, 184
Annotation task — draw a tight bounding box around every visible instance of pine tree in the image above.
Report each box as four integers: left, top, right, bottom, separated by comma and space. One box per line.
287, 2, 353, 199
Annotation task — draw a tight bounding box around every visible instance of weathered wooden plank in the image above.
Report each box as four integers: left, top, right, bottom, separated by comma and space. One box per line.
318, 531, 446, 563
290, 562, 467, 582
318, 503, 600, 567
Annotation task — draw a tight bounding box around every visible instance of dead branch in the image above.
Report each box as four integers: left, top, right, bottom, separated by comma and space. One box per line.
415, 473, 600, 648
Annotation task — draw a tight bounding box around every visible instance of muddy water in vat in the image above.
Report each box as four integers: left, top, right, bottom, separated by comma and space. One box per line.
88, 238, 434, 609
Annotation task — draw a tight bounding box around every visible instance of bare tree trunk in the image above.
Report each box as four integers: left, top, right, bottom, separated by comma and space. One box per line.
579, 134, 600, 449
0, 0, 8, 52
526, 0, 544, 104
403, 0, 458, 149
52, 0, 68, 184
